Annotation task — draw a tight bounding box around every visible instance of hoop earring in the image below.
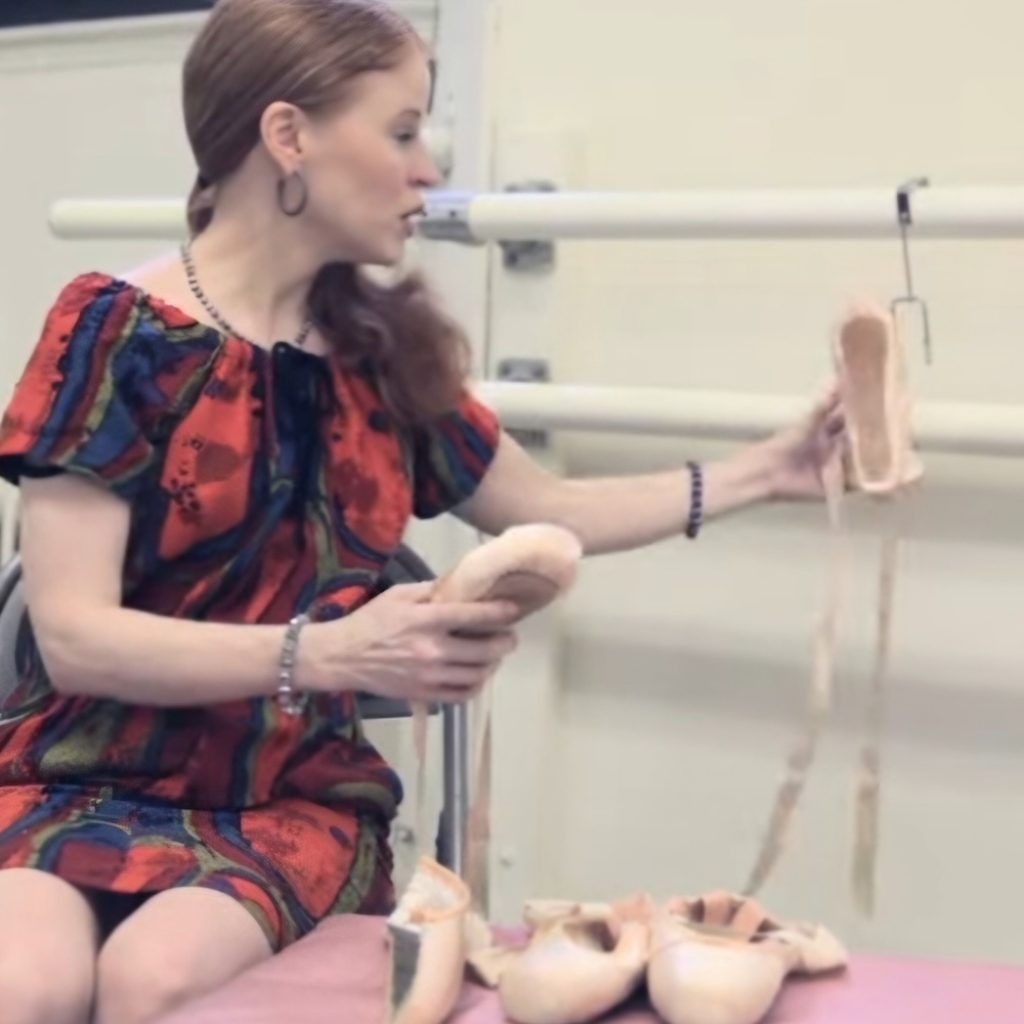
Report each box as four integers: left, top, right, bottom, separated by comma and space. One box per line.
276, 171, 308, 217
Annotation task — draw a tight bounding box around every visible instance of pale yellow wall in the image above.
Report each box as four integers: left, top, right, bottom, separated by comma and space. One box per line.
477, 0, 1024, 963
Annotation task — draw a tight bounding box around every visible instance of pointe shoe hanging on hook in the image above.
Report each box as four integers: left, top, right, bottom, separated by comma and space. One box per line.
834, 302, 923, 496
468, 895, 653, 1024
646, 891, 847, 1024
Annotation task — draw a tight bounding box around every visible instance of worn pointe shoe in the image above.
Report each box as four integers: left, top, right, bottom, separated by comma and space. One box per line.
647, 892, 847, 1024
415, 523, 584, 911
388, 857, 471, 1024
835, 303, 923, 495
407, 523, 584, 893
468, 896, 652, 1024
431, 523, 583, 622
461, 911, 513, 987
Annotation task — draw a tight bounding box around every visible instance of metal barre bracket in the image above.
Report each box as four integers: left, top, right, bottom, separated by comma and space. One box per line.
420, 190, 478, 244
497, 358, 550, 448
420, 182, 561, 271
499, 181, 558, 272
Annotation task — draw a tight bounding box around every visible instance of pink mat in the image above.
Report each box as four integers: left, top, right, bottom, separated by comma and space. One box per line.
156, 916, 1024, 1024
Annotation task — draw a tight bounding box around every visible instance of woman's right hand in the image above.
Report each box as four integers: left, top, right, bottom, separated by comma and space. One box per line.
301, 583, 520, 704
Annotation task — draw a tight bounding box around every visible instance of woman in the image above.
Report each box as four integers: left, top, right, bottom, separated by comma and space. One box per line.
0, 1, 843, 1022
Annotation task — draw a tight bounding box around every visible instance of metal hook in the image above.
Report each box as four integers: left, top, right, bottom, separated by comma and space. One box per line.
891, 176, 934, 365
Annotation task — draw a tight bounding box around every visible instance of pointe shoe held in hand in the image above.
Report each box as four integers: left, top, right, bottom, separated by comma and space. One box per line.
647, 892, 847, 1024
835, 303, 923, 496
406, 524, 584, 903
468, 895, 652, 1024
388, 857, 472, 1024
430, 523, 583, 621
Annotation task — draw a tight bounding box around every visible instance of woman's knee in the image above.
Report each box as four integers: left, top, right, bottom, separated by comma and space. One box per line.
0, 869, 97, 1024
95, 887, 272, 1024
0, 959, 93, 1024
95, 942, 198, 1024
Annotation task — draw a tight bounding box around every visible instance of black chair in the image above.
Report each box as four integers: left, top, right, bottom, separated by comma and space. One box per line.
0, 548, 468, 872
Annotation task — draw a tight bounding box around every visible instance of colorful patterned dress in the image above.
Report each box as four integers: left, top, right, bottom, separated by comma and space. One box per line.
0, 273, 499, 950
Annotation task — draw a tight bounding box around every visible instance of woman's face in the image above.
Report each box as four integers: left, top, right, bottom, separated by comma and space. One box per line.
299, 48, 440, 266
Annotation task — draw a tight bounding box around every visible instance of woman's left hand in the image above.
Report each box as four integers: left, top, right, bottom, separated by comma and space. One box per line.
753, 383, 846, 501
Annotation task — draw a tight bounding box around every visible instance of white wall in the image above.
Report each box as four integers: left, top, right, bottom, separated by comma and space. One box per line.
478, 0, 1024, 964
0, 0, 1021, 967
0, 16, 196, 391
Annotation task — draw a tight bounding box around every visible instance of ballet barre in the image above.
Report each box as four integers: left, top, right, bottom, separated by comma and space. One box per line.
46, 190, 1024, 459
424, 186, 1024, 241
478, 384, 1024, 460
49, 187, 1024, 241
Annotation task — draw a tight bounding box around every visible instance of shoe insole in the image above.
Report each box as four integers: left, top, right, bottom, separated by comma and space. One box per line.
840, 316, 893, 485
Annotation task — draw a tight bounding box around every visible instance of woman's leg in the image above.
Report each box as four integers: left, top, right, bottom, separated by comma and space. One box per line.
94, 886, 273, 1024
0, 868, 99, 1024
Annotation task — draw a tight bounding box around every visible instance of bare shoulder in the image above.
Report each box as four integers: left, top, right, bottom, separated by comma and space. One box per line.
119, 250, 198, 313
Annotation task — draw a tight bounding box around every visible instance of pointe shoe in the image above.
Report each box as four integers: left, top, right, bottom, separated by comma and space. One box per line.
834, 303, 923, 496
388, 856, 471, 1024
406, 524, 584, 908
430, 523, 583, 622
647, 892, 847, 1024
468, 895, 653, 1024
462, 911, 519, 989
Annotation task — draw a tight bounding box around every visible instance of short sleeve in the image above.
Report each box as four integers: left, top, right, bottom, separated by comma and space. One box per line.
410, 390, 501, 519
0, 274, 212, 501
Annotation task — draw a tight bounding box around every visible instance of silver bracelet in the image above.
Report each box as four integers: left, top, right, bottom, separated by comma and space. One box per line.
277, 613, 311, 716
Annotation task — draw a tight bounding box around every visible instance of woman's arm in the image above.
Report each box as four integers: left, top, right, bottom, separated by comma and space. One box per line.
21, 474, 306, 705
457, 387, 843, 555
455, 438, 769, 554
20, 475, 516, 707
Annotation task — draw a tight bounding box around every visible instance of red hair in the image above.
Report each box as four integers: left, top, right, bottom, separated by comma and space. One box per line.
183, 0, 469, 424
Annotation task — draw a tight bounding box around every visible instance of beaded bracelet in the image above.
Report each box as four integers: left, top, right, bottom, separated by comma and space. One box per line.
685, 461, 704, 540
277, 612, 311, 716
